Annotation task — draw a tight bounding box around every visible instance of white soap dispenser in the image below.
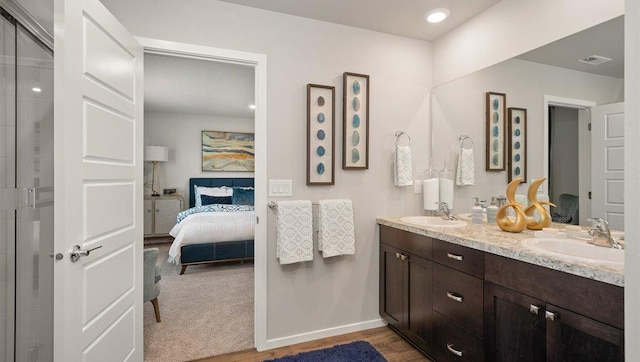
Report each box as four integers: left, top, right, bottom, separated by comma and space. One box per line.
486, 197, 499, 224
471, 197, 484, 224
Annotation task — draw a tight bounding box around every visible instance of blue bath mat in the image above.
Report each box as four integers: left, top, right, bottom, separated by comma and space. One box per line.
264, 341, 387, 362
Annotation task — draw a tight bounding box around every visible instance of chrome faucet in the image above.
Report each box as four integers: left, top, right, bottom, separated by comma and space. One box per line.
588, 218, 623, 249
436, 202, 456, 220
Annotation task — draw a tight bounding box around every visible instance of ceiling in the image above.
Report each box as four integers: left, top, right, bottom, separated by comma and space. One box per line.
217, 0, 501, 41
516, 16, 624, 79
144, 53, 255, 118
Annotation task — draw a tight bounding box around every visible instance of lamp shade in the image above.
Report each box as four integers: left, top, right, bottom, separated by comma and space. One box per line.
144, 146, 169, 162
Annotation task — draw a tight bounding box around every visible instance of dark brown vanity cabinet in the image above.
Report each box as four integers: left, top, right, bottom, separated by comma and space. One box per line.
379, 224, 625, 361
485, 254, 624, 362
379, 227, 433, 354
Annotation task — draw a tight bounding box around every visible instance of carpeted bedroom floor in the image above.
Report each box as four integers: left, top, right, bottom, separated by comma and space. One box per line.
144, 243, 254, 362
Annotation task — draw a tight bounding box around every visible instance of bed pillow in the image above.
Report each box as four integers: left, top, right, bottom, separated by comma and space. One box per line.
200, 195, 233, 205
194, 185, 233, 207
232, 187, 254, 206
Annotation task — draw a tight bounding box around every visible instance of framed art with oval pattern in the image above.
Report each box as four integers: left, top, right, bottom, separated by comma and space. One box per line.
343, 72, 369, 169
508, 107, 527, 183
485, 91, 507, 171
307, 84, 335, 185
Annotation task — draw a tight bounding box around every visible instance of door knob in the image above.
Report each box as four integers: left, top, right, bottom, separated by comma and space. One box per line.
70, 244, 103, 262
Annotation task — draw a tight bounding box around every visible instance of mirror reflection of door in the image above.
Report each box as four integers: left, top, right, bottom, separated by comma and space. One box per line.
591, 102, 625, 231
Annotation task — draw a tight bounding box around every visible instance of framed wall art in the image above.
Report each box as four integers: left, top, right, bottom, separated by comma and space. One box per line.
508, 107, 527, 183
343, 72, 369, 169
201, 131, 255, 171
485, 92, 507, 171
307, 84, 335, 185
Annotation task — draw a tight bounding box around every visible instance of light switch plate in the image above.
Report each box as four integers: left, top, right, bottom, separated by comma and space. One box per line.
414, 180, 422, 194
269, 179, 293, 197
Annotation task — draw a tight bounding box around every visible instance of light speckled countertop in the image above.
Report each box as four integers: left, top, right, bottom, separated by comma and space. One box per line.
377, 216, 624, 287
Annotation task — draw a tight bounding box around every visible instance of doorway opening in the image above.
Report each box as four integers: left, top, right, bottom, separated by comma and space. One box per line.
543, 96, 595, 226
138, 39, 267, 360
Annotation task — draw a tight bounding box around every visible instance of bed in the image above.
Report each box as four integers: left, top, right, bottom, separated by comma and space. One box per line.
169, 177, 255, 275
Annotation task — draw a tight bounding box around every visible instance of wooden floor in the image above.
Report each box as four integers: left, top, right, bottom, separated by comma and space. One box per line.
193, 326, 431, 362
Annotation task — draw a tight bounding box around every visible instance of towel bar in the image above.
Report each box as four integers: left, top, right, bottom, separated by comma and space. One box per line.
394, 131, 411, 146
268, 201, 318, 209
459, 135, 474, 149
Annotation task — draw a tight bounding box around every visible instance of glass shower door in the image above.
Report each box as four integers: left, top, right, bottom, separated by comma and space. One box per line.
14, 23, 54, 362
0, 9, 54, 361
1, 10, 17, 362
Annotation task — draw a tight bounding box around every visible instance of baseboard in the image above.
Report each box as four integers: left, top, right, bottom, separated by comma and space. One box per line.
260, 318, 387, 351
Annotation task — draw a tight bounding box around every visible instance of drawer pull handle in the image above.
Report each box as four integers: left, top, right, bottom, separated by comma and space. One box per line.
530, 304, 541, 315
447, 253, 463, 261
395, 252, 401, 259
447, 292, 463, 303
545, 310, 557, 321
394, 252, 409, 261
446, 343, 463, 357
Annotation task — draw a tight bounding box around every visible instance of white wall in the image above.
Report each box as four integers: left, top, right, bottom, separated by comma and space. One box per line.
432, 58, 623, 213
102, 0, 432, 341
625, 0, 639, 358
144, 111, 254, 199
432, 0, 625, 86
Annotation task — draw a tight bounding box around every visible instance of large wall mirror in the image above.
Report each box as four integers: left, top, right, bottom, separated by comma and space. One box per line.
432, 15, 624, 230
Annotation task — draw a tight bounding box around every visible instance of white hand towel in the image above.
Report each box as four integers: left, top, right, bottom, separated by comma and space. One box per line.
276, 200, 313, 265
394, 145, 413, 187
318, 199, 355, 258
423, 178, 440, 211
456, 148, 475, 186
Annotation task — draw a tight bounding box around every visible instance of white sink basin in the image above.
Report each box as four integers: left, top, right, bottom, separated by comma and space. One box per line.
400, 216, 467, 228
521, 238, 624, 266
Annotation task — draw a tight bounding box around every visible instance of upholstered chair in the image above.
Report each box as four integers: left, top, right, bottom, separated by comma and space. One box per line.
144, 248, 162, 322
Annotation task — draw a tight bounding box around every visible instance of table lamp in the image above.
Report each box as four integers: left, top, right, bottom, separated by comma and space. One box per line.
144, 146, 169, 197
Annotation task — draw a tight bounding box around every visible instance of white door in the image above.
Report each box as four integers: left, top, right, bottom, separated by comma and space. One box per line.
53, 0, 143, 360
591, 102, 624, 230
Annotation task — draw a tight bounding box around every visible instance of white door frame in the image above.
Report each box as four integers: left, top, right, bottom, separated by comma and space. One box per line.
136, 37, 268, 351
543, 95, 595, 224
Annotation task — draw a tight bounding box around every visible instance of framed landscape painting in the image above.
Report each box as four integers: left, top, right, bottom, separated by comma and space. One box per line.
202, 131, 255, 172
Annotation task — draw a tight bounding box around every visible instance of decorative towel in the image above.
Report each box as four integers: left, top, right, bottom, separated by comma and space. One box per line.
276, 200, 313, 265
317, 199, 356, 258
456, 148, 475, 186
394, 145, 414, 187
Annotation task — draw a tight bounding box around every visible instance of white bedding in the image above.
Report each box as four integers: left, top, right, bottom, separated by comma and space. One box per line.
168, 211, 255, 263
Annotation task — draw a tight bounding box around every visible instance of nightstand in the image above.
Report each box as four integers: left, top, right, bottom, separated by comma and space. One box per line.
144, 195, 184, 237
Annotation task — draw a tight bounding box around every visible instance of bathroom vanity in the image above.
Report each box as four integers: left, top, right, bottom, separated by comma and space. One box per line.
377, 217, 624, 361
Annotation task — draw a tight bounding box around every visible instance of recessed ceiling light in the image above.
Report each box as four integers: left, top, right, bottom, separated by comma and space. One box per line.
249, 104, 256, 109
425, 8, 450, 24
32, 87, 42, 93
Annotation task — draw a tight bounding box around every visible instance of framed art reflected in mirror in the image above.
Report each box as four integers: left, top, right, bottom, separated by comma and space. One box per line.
486, 92, 507, 171
307, 84, 335, 185
508, 107, 527, 183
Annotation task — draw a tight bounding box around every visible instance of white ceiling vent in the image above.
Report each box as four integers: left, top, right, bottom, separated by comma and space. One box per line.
577, 55, 612, 65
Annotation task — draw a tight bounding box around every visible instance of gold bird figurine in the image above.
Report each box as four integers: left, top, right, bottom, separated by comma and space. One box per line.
496, 178, 527, 232
524, 178, 556, 230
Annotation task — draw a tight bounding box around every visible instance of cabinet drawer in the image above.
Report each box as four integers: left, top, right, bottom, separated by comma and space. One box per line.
433, 311, 484, 362
432, 239, 484, 278
380, 225, 432, 260
433, 263, 483, 337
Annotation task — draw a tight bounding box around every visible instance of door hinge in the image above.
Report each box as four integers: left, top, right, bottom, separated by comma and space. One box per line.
588, 191, 592, 200
256, 216, 259, 224
588, 123, 591, 131
0, 187, 53, 210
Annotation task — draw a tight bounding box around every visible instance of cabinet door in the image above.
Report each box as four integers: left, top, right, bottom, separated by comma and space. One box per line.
546, 304, 623, 362
379, 244, 405, 331
406, 254, 432, 352
143, 199, 153, 236
484, 282, 546, 362
154, 198, 181, 235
